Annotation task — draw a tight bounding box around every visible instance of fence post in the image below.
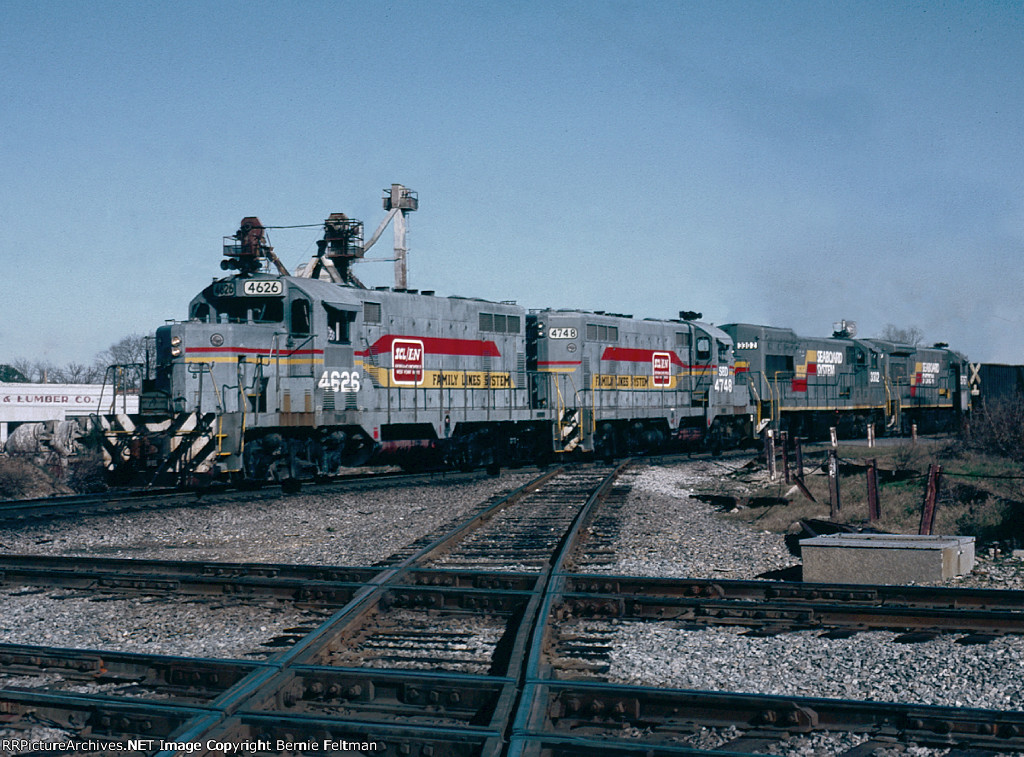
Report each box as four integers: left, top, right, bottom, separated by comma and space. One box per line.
867, 424, 875, 448
828, 449, 841, 518
911, 423, 918, 444
866, 458, 880, 522
781, 431, 790, 484
766, 430, 777, 481
918, 463, 942, 535
830, 426, 838, 448
795, 437, 804, 479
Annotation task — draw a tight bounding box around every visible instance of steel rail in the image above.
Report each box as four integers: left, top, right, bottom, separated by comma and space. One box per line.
556, 592, 1024, 636
156, 466, 610, 756
0, 643, 261, 704
0, 688, 208, 747
5, 460, 1024, 755
528, 680, 1024, 753
0, 467, 483, 522
506, 462, 631, 755
564, 573, 1024, 613
0, 469, 575, 752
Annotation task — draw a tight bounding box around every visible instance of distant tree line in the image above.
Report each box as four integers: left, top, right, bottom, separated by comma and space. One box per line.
1, 334, 150, 386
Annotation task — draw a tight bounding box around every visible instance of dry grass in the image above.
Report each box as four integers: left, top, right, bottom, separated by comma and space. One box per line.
0, 456, 70, 499
721, 439, 1024, 548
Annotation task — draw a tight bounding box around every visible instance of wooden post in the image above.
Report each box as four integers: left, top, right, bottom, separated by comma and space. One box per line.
828, 449, 841, 518
867, 424, 875, 448
766, 430, 777, 481
911, 423, 918, 444
781, 431, 790, 484
795, 437, 804, 479
918, 463, 942, 535
830, 426, 838, 448
866, 458, 880, 522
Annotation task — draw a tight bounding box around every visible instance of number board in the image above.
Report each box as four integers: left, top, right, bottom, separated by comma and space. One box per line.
548, 327, 578, 339
211, 282, 236, 297
242, 280, 284, 296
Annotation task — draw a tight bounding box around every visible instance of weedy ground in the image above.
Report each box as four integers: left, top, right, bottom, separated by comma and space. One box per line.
721, 435, 1024, 548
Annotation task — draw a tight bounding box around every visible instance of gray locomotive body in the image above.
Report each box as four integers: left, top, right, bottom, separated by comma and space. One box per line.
723, 323, 967, 439
529, 310, 752, 458
102, 274, 755, 483
108, 274, 547, 483
865, 339, 969, 434
96, 211, 968, 484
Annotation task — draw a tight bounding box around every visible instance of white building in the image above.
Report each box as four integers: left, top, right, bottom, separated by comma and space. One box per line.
0, 383, 138, 449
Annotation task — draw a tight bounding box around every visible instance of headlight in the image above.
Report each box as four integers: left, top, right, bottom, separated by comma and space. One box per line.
171, 346, 182, 357
170, 335, 182, 347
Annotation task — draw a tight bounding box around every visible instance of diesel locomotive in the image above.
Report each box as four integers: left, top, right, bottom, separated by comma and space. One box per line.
97, 201, 969, 485
723, 322, 968, 439
98, 212, 748, 484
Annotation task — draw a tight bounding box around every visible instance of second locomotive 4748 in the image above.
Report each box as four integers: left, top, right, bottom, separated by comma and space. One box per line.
98, 207, 967, 485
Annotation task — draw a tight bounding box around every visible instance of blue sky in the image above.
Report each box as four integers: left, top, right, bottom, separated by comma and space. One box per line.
2, 1, 1022, 366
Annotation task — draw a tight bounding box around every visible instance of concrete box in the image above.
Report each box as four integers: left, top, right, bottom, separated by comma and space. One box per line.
801, 533, 975, 585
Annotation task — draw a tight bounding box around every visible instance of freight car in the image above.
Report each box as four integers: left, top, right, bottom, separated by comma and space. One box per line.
968, 363, 1024, 408
99, 212, 745, 484
723, 322, 968, 439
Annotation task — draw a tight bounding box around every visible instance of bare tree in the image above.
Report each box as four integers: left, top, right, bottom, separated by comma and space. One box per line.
878, 323, 924, 346
8, 359, 60, 383
94, 334, 151, 389
4, 334, 151, 388
56, 362, 104, 383
95, 334, 149, 367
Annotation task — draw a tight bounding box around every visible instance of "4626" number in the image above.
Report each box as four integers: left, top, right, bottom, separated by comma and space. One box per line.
318, 370, 361, 393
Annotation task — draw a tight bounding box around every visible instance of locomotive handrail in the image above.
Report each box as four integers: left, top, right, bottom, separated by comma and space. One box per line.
269, 331, 283, 400
772, 371, 784, 425
98, 363, 144, 415
746, 373, 765, 429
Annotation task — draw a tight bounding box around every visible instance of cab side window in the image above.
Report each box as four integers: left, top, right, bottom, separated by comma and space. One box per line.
291, 299, 311, 335
325, 305, 354, 344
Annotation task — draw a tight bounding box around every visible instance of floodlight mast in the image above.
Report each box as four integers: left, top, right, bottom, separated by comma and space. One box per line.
363, 184, 418, 289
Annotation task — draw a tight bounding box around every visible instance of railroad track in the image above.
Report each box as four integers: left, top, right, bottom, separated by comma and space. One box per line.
0, 462, 1023, 755
0, 468, 479, 523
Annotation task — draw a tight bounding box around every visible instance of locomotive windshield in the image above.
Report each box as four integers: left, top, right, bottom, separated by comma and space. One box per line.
218, 297, 284, 324
190, 296, 285, 324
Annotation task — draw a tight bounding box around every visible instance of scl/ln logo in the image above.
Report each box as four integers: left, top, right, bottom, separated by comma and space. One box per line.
392, 339, 425, 386
652, 352, 672, 387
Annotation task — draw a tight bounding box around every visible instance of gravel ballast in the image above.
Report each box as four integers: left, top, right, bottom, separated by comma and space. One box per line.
0, 473, 536, 565
579, 460, 797, 578
605, 621, 1024, 710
